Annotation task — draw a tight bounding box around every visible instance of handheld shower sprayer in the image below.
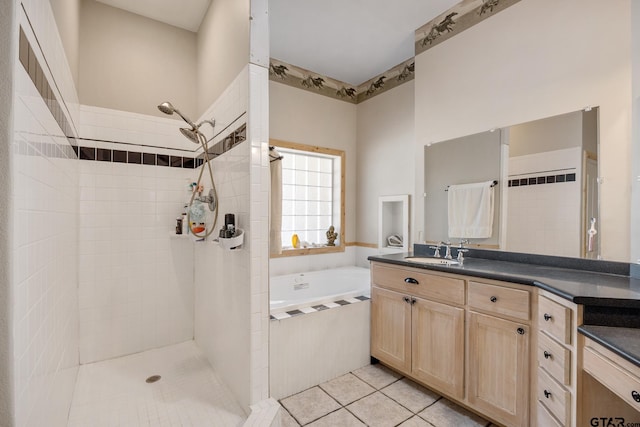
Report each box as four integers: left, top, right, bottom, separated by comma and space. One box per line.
157, 101, 197, 129
159, 101, 219, 239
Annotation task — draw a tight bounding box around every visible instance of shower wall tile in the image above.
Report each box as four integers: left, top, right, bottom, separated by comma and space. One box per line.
77, 109, 198, 364
12, 6, 80, 427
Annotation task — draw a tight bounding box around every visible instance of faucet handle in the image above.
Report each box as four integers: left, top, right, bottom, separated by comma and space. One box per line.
428, 245, 442, 258
458, 239, 469, 248
456, 248, 469, 264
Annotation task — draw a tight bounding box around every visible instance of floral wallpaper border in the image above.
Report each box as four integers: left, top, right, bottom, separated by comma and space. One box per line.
414, 0, 521, 55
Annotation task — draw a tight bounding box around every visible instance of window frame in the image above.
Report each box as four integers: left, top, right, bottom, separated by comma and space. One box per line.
270, 138, 346, 258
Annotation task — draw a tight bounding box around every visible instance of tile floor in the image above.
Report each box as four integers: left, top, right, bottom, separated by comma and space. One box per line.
68, 341, 246, 427
279, 364, 494, 427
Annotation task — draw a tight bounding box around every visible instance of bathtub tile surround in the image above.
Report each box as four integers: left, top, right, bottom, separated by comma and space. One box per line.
279, 364, 491, 426
68, 341, 246, 426
270, 296, 370, 320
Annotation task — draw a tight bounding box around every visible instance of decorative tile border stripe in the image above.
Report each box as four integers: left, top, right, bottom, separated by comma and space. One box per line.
415, 0, 521, 55
75, 144, 203, 168
270, 295, 370, 320
508, 172, 576, 188
18, 26, 77, 153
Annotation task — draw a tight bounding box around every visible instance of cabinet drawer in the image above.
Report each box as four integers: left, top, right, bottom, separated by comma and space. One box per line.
371, 262, 465, 305
537, 402, 563, 427
538, 296, 571, 345
538, 332, 571, 386
583, 341, 640, 412
538, 368, 571, 426
467, 281, 530, 320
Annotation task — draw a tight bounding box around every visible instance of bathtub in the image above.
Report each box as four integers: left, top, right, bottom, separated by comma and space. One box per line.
270, 266, 371, 313
269, 266, 372, 399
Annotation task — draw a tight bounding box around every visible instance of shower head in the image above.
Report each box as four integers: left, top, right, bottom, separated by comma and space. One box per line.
157, 101, 196, 128
179, 127, 201, 144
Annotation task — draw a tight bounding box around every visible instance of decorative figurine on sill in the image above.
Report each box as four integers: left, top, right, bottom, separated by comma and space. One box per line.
326, 225, 338, 246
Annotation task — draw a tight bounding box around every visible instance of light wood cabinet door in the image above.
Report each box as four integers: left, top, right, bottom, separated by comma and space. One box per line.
468, 311, 529, 427
371, 286, 412, 373
412, 297, 465, 399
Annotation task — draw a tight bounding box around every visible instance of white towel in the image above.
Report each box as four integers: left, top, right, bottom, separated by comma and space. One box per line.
447, 181, 495, 239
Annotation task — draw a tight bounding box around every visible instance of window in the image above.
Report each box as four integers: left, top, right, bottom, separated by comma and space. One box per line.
270, 139, 345, 256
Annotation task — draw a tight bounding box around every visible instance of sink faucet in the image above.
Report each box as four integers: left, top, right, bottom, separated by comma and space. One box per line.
441, 241, 453, 259
428, 243, 442, 258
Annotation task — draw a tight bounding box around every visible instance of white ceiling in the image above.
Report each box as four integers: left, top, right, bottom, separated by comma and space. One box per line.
97, 0, 461, 86
269, 0, 461, 85
95, 0, 212, 32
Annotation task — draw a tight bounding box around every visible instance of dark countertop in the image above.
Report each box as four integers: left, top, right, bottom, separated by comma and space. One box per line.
578, 325, 640, 368
369, 251, 640, 368
368, 252, 640, 308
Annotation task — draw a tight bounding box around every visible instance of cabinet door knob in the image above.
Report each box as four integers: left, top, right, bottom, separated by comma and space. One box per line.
517, 327, 525, 335
411, 297, 417, 305
544, 313, 552, 321
544, 390, 552, 399
403, 296, 410, 303
404, 277, 419, 285
490, 296, 497, 303
632, 390, 640, 403
543, 351, 552, 359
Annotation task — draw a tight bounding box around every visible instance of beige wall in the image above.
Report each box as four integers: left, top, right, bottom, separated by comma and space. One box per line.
270, 82, 357, 243
631, 1, 640, 267
509, 111, 583, 157
79, 0, 197, 119
50, 0, 80, 85
197, 0, 250, 115
414, 0, 631, 262
356, 82, 415, 245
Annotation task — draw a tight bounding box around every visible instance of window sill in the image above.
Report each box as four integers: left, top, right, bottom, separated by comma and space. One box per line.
270, 245, 345, 258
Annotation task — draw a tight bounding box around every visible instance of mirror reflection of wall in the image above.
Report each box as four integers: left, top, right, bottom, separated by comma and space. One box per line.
506, 108, 599, 259
423, 108, 599, 259
423, 130, 502, 247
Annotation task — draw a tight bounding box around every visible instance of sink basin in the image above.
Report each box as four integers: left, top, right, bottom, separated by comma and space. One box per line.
404, 257, 459, 266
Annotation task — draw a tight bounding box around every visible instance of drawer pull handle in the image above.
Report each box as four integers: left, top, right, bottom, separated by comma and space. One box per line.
543, 351, 552, 359
544, 390, 552, 399
490, 296, 497, 303
517, 327, 525, 335
632, 390, 640, 403
403, 296, 411, 304
404, 277, 419, 285
544, 313, 553, 321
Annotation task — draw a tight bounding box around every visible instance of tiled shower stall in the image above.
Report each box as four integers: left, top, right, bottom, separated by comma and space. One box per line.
5, 0, 271, 425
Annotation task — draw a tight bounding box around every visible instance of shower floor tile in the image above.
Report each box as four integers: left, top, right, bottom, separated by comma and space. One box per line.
68, 340, 246, 427
279, 363, 492, 427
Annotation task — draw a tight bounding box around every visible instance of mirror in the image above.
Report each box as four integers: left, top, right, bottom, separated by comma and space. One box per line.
424, 108, 599, 259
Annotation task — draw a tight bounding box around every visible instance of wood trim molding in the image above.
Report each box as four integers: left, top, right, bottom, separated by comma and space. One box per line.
347, 242, 378, 248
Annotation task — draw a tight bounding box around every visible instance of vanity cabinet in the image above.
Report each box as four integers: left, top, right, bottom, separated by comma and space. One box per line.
535, 292, 579, 427
370, 262, 532, 426
370, 263, 465, 398
467, 280, 531, 427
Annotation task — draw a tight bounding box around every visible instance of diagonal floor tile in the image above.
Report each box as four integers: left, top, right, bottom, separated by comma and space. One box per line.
381, 378, 440, 413
418, 398, 489, 427
307, 408, 366, 427
346, 391, 413, 427
280, 387, 341, 425
352, 364, 402, 390
320, 373, 375, 406
279, 408, 300, 427
398, 416, 432, 427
